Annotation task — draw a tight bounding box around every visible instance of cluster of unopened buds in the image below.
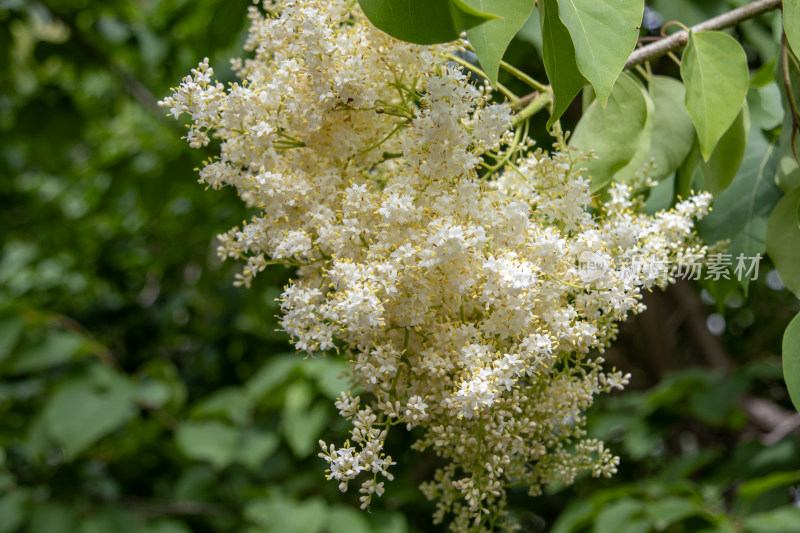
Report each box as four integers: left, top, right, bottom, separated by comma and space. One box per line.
160, 1, 711, 530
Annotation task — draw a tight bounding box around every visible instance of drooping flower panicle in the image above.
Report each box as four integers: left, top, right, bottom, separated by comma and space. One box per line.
160, 1, 710, 530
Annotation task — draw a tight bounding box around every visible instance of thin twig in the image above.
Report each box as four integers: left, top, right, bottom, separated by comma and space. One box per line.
625, 0, 782, 69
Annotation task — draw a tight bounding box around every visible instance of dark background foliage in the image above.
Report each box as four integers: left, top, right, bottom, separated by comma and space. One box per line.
1, 1, 799, 532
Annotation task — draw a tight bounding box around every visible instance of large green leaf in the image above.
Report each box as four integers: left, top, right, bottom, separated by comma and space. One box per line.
357, 0, 495, 44
569, 73, 653, 192
42, 377, 138, 459
329, 505, 372, 533
644, 498, 701, 530
463, 0, 537, 87
643, 76, 696, 182
594, 498, 646, 533
681, 31, 749, 160
237, 429, 280, 471
747, 81, 783, 131
7, 330, 85, 375
784, 0, 800, 60
555, 0, 643, 106
766, 185, 800, 298
738, 469, 800, 500
698, 128, 781, 290
282, 382, 329, 458
175, 421, 239, 470
783, 313, 800, 414
245, 496, 328, 533
701, 107, 749, 196
540, 0, 586, 128
0, 490, 29, 533
0, 311, 24, 364
745, 507, 800, 533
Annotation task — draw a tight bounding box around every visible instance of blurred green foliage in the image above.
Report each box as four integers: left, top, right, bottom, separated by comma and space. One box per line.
2, 0, 800, 532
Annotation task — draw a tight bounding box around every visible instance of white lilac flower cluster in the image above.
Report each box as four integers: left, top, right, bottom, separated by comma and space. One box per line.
160, 1, 711, 530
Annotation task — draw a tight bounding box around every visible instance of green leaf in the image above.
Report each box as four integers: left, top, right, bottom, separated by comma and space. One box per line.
689, 376, 747, 426
192, 386, 252, 427
739, 469, 800, 501
745, 507, 800, 533
77, 507, 143, 533
643, 76, 696, 182
282, 383, 329, 458
555, 0, 643, 105
551, 499, 596, 533
237, 429, 279, 471
747, 82, 783, 131
245, 496, 328, 533
782, 312, 800, 414
303, 357, 352, 400
766, 185, 800, 298
784, 0, 800, 60
701, 106, 749, 196
135, 380, 172, 409
245, 355, 299, 402
797, 193, 800, 229
517, 8, 542, 54
0, 310, 24, 363
569, 73, 653, 192
463, 0, 537, 87
644, 498, 700, 529
7, 330, 85, 375
776, 52, 800, 192
28, 504, 80, 533
0, 489, 29, 533
594, 498, 646, 533
540, 0, 586, 128
645, 173, 676, 215
681, 31, 749, 160
329, 505, 372, 533
357, 0, 495, 45
699, 128, 782, 291
42, 377, 137, 459
175, 421, 239, 470
146, 521, 192, 533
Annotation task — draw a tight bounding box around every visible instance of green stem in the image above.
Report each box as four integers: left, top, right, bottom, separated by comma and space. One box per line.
499, 60, 549, 93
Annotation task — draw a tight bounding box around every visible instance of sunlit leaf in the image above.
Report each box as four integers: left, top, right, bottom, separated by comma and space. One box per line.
463, 0, 537, 87
282, 382, 329, 458
329, 505, 372, 533
245, 496, 328, 533
42, 377, 137, 459
681, 31, 749, 160
738, 469, 800, 500
237, 429, 279, 471
7, 331, 85, 375
556, 0, 643, 105
745, 506, 800, 533
175, 421, 239, 470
